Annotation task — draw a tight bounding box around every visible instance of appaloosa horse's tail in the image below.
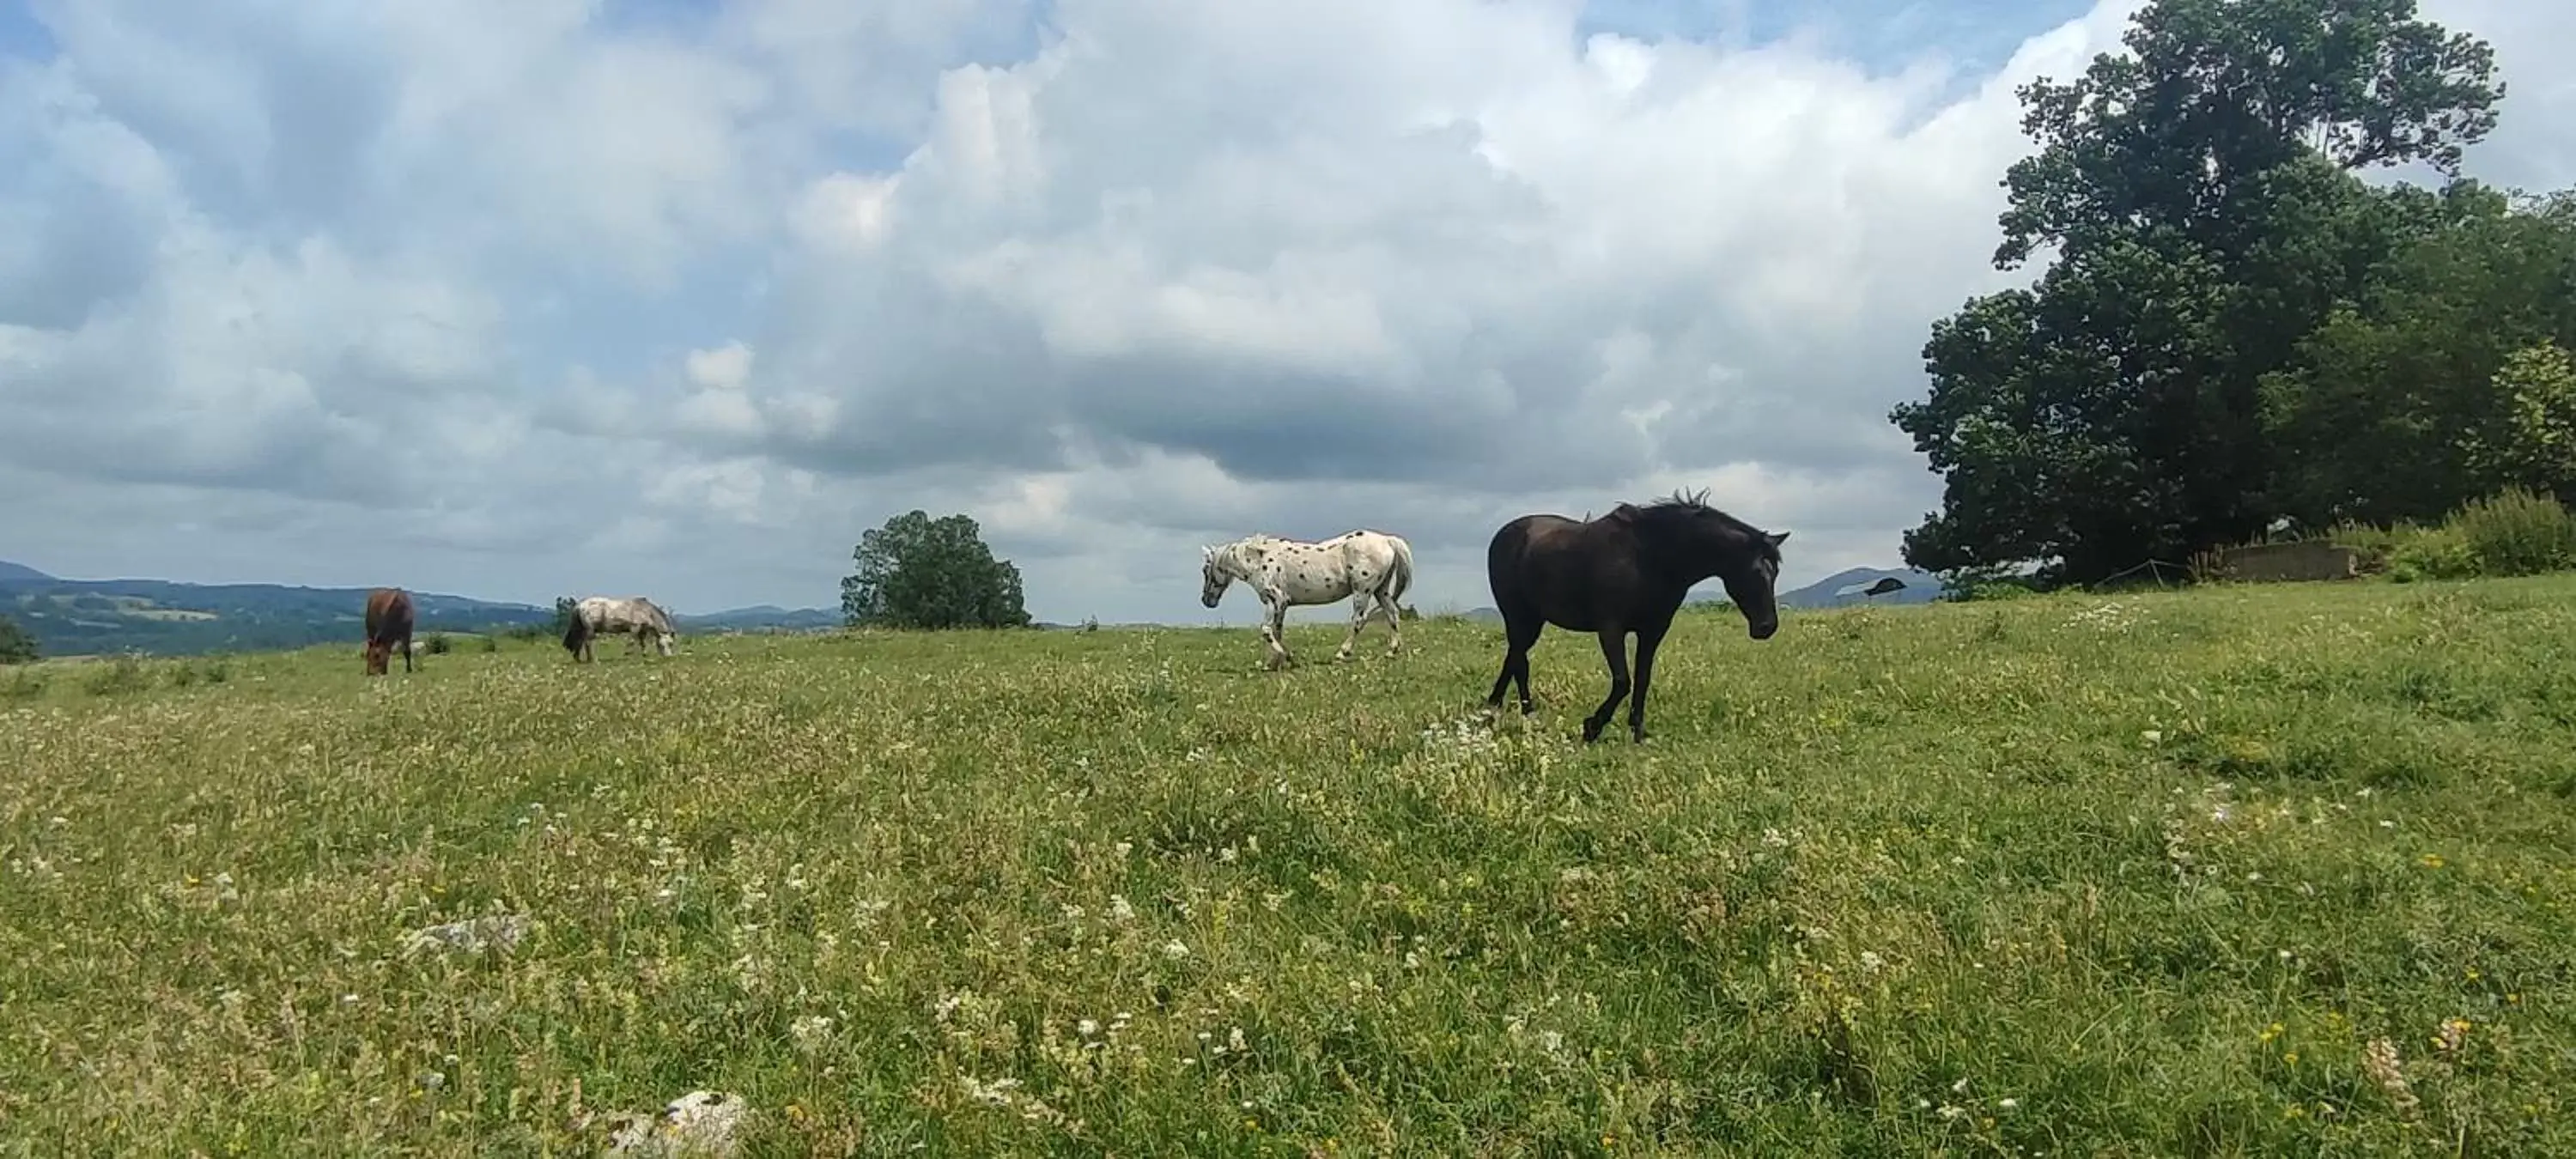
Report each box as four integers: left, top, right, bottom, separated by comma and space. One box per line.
1385, 535, 1416, 616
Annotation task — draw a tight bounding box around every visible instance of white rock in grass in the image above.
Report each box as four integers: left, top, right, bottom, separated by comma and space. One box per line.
600, 1090, 752, 1156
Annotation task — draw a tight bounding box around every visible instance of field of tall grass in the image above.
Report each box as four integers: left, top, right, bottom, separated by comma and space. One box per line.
4, 576, 2573, 1156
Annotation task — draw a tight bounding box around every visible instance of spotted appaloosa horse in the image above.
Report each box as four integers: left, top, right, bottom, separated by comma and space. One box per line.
362, 587, 415, 676
1484, 489, 1788, 743
562, 595, 678, 662
1200, 529, 1414, 671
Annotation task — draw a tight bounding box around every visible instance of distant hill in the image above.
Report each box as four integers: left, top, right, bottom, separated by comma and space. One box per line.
1454, 565, 1944, 623
0, 565, 556, 658
0, 559, 843, 657
1777, 567, 1942, 608
675, 605, 842, 634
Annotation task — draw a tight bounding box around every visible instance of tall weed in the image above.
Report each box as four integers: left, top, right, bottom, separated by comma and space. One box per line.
2345, 488, 2576, 581
2449, 486, 2576, 577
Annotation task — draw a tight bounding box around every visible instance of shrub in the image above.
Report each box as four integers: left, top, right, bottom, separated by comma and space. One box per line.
82, 653, 152, 696
424, 633, 453, 656
2449, 486, 2576, 577
2385, 525, 2481, 583
1, 668, 42, 700
0, 613, 35, 665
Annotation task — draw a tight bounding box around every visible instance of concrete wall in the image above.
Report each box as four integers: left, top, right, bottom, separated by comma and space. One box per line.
2215, 540, 2365, 583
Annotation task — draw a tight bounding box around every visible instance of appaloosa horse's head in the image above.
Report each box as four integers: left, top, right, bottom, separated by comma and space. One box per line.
1200, 541, 1259, 609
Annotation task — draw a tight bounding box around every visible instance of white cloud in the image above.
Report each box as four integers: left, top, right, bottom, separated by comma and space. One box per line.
0, 0, 2568, 623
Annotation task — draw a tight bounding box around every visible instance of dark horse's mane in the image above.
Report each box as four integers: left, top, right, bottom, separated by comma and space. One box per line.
1627, 488, 1779, 558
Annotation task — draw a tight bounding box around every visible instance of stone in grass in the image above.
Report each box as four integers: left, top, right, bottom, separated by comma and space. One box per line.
597, 1090, 753, 1157
400, 913, 534, 958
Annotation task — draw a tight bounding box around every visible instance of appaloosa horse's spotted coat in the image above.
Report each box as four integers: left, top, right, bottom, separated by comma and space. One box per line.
1200, 529, 1414, 671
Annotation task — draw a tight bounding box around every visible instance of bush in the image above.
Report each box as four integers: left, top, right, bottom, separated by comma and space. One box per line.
1940, 568, 2046, 602
2449, 486, 2576, 577
424, 633, 453, 656
1, 668, 42, 700
82, 653, 152, 697
2354, 488, 2576, 583
2385, 526, 2481, 583
0, 613, 35, 665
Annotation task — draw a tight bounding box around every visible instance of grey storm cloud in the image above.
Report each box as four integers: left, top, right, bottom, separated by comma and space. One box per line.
1, 0, 2570, 622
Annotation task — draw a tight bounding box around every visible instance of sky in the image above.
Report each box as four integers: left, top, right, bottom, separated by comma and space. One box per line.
2, 0, 2571, 624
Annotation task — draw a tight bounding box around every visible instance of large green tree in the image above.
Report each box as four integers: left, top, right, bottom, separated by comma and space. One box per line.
841, 511, 1032, 630
1891, 0, 2501, 581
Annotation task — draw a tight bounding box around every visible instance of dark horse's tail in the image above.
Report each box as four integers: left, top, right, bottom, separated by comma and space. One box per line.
561, 603, 590, 655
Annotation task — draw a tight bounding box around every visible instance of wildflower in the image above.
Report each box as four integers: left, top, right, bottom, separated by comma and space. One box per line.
2259, 1022, 2284, 1043
1163, 939, 1190, 960
2361, 1038, 2419, 1118
2419, 853, 2445, 869
790, 1016, 835, 1053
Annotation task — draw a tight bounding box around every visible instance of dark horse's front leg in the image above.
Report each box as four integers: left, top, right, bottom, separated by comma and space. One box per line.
1582, 627, 1632, 743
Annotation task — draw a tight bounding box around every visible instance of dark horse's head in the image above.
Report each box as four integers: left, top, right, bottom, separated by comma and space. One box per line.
1626, 489, 1790, 640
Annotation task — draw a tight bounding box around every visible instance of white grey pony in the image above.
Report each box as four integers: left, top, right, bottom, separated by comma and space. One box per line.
563, 595, 678, 662
1200, 529, 1414, 671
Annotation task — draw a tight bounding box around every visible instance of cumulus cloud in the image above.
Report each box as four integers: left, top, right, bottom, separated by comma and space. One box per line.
0, 0, 2567, 622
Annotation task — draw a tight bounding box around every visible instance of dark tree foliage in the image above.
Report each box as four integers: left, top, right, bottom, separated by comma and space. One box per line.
1892, 0, 2502, 583
841, 511, 1032, 630
2263, 189, 2576, 524
0, 613, 37, 665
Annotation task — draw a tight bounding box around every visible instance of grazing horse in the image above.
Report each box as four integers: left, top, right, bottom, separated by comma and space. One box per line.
1483, 489, 1788, 743
563, 595, 678, 662
1200, 529, 1414, 671
362, 587, 415, 677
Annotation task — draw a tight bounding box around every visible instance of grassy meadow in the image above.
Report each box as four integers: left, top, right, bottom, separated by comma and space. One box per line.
3, 577, 2573, 1156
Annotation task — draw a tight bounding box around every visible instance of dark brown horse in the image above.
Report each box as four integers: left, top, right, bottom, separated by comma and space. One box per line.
362, 587, 415, 677
1483, 490, 1788, 743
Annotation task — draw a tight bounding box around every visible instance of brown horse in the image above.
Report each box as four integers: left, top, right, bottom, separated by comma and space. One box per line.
363, 587, 415, 676
1483, 489, 1788, 743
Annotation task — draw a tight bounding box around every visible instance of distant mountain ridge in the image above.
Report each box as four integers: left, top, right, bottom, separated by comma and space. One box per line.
1455, 565, 1942, 623
0, 560, 839, 658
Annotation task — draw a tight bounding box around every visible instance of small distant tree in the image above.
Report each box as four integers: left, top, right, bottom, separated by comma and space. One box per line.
0, 613, 37, 665
551, 596, 579, 637
841, 510, 1032, 629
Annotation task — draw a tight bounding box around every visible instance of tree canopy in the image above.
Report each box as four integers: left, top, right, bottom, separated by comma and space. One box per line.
1890, 0, 2537, 584
841, 511, 1032, 630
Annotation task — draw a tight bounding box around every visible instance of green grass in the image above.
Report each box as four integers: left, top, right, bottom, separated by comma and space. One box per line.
4, 579, 2573, 1156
